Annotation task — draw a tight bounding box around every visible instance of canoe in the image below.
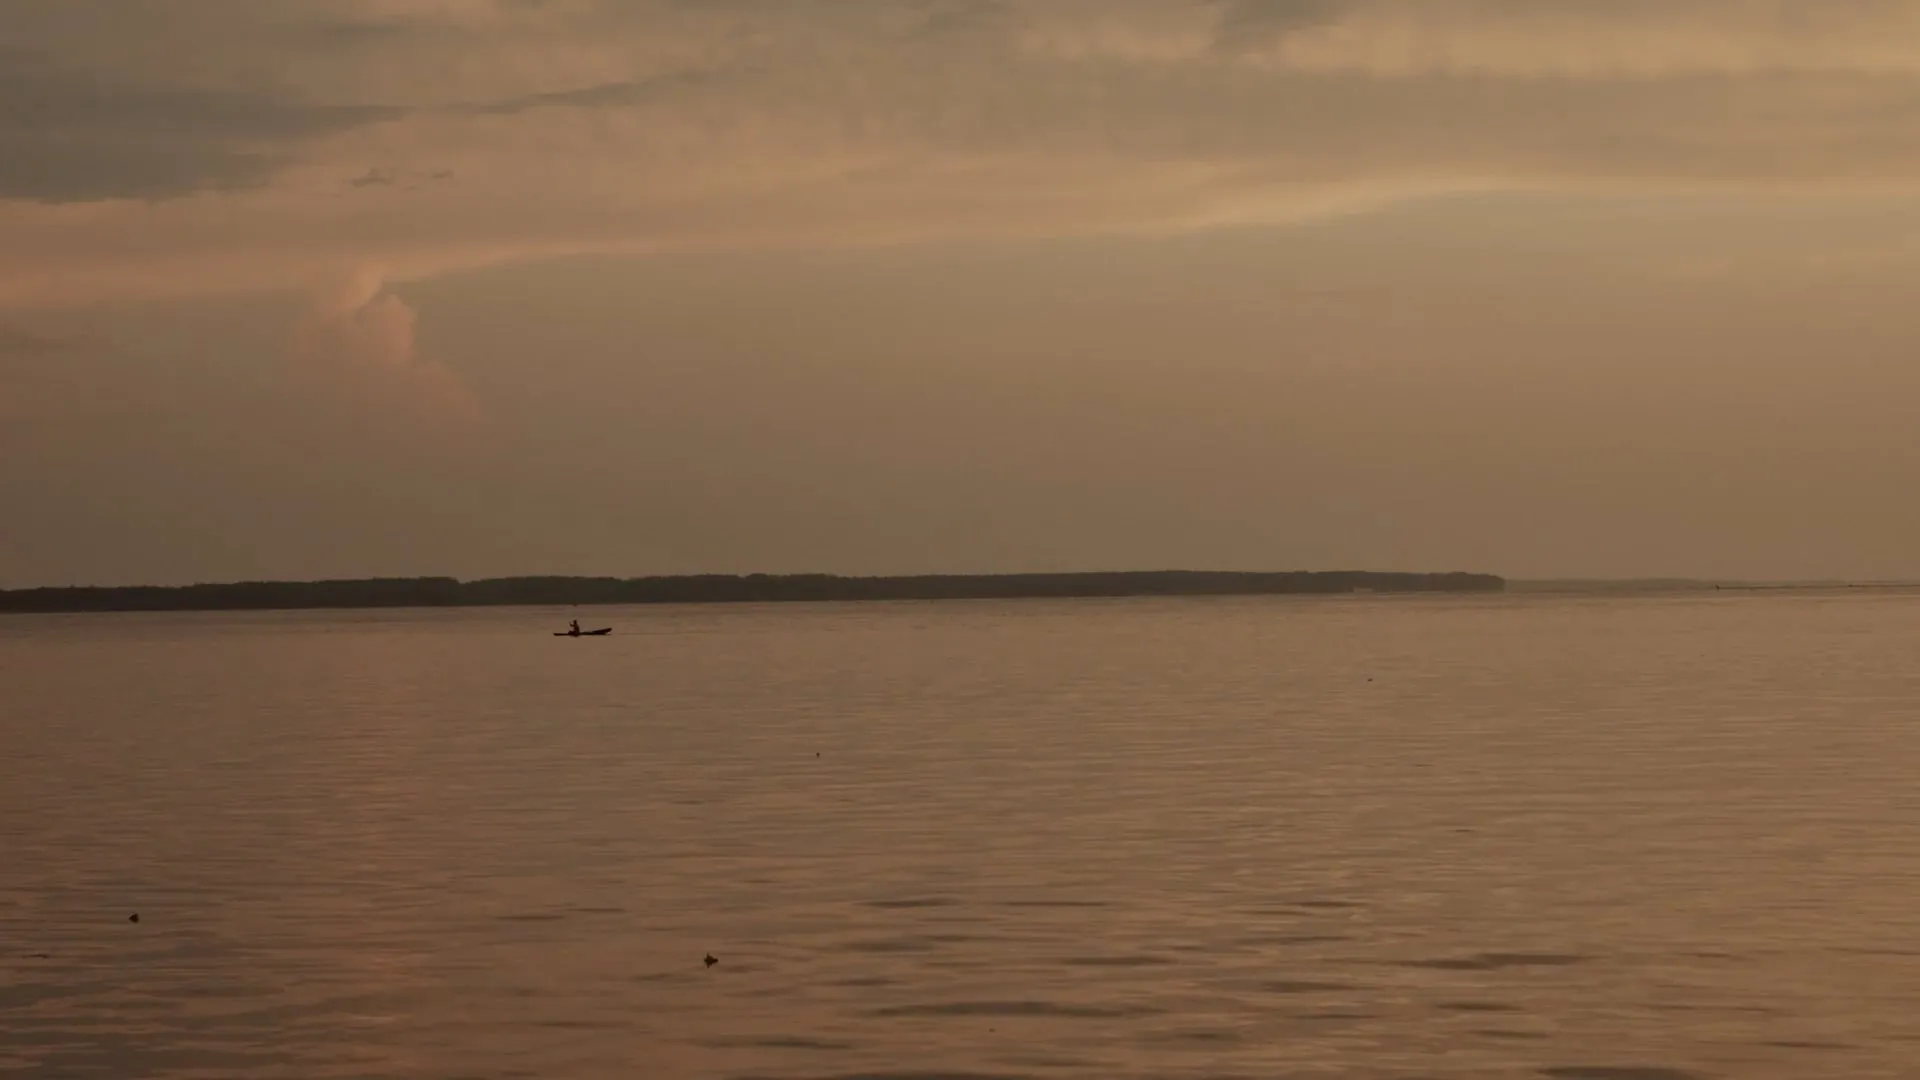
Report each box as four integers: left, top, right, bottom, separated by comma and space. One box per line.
554, 628, 613, 636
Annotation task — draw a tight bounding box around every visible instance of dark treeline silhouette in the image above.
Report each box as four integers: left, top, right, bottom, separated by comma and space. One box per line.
0, 570, 1505, 614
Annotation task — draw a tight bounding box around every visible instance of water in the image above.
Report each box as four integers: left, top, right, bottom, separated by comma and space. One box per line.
4, 591, 1920, 1079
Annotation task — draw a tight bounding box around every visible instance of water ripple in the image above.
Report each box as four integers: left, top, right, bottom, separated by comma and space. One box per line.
7, 597, 1920, 1078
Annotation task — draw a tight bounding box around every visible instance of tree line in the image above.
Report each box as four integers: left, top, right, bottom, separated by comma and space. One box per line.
0, 570, 1505, 613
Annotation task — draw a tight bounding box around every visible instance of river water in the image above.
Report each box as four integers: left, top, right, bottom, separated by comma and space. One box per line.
4, 591, 1919, 1079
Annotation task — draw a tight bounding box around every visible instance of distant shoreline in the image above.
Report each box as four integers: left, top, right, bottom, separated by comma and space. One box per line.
0, 570, 1504, 614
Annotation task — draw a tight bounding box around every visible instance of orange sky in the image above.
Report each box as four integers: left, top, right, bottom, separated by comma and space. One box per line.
5, 1, 1920, 585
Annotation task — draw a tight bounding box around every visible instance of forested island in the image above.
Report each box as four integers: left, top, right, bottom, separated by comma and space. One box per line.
0, 571, 1503, 614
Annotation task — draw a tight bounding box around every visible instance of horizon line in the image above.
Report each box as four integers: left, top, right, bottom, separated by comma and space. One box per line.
0, 569, 1504, 614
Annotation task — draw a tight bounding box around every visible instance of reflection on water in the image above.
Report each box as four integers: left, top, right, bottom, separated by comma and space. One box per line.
4, 593, 1920, 1078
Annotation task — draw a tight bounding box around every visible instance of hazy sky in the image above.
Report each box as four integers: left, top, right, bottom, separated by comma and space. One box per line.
6, 0, 1920, 586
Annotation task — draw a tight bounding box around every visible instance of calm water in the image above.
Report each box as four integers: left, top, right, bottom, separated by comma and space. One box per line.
4, 592, 1920, 1079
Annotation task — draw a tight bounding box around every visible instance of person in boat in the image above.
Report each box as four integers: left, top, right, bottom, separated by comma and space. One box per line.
569, 619, 580, 635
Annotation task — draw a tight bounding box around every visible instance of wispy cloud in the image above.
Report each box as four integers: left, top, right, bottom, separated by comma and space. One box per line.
457, 69, 725, 117
0, 50, 400, 203
7, 1, 1920, 306
1209, 0, 1347, 53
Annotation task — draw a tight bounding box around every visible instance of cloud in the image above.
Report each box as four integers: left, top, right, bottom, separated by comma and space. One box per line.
1211, 0, 1348, 53
459, 69, 723, 117
8, 1, 1920, 306
289, 269, 483, 436
0, 50, 401, 203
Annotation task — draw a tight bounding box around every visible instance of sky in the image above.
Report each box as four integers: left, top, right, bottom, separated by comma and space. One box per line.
5, 0, 1920, 586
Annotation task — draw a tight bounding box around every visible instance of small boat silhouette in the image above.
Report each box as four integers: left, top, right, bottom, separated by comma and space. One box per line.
556, 620, 612, 636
